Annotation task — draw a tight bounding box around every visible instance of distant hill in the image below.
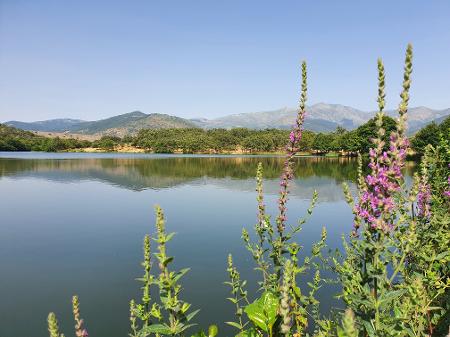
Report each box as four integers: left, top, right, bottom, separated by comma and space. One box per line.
5, 104, 450, 136
6, 111, 197, 137
192, 104, 450, 134
191, 104, 367, 132
6, 118, 85, 132
387, 106, 450, 134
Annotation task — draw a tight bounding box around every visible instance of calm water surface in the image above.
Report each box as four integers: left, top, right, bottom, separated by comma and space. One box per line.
0, 153, 415, 337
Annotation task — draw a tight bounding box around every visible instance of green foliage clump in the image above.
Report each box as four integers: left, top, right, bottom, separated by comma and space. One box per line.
411, 116, 450, 154
91, 135, 123, 150
0, 124, 91, 152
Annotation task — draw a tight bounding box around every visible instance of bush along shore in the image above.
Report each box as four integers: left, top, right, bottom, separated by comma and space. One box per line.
1, 115, 449, 157
47, 45, 450, 337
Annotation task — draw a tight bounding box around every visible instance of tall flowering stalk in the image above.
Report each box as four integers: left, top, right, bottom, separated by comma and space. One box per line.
47, 297, 89, 337
228, 61, 326, 337
416, 150, 432, 218
276, 61, 308, 235
336, 44, 420, 335
47, 313, 64, 337
352, 45, 412, 233
72, 296, 89, 337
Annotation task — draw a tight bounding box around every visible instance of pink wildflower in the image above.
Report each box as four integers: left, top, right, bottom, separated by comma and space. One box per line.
417, 181, 431, 218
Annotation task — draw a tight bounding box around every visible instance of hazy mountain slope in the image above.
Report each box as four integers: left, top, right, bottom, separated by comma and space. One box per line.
71, 111, 147, 134
99, 113, 198, 137
5, 104, 449, 135
386, 107, 450, 134
193, 104, 450, 133
434, 112, 450, 125
6, 112, 197, 136
191, 104, 371, 131
6, 118, 85, 132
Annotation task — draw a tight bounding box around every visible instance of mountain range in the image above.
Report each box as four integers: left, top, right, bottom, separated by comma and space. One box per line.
5, 103, 450, 137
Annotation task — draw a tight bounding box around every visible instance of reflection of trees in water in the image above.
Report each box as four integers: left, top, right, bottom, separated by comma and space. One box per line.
0, 156, 416, 197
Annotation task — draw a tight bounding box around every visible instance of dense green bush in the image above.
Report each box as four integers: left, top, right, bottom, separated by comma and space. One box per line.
411, 117, 450, 154
0, 124, 91, 152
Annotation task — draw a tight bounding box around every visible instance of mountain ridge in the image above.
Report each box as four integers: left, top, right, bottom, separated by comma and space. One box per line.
5, 103, 450, 136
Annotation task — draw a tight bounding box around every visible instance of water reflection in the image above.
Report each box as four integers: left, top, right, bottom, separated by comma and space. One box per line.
0, 154, 416, 337
0, 155, 417, 201
0, 156, 362, 198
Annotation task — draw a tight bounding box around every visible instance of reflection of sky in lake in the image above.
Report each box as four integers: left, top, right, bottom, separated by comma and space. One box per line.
0, 153, 415, 337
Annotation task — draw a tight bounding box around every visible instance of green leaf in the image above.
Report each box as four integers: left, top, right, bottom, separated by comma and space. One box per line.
181, 302, 191, 314
162, 256, 174, 266
379, 289, 406, 306
244, 291, 279, 332
225, 321, 243, 330
138, 324, 172, 336
174, 268, 191, 283
186, 309, 200, 322
165, 232, 176, 242
236, 328, 259, 337
361, 320, 376, 337
227, 297, 238, 304
177, 323, 197, 333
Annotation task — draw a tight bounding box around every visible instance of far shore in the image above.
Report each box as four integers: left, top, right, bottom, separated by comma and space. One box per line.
66, 145, 352, 157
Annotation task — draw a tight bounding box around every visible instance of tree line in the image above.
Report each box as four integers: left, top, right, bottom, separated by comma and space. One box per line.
1, 114, 449, 155
131, 114, 449, 155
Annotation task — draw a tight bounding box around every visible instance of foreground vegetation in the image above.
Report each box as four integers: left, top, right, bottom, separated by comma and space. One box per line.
45, 45, 450, 337
1, 112, 448, 156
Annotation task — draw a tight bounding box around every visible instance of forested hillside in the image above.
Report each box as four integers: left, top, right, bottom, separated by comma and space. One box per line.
0, 124, 90, 151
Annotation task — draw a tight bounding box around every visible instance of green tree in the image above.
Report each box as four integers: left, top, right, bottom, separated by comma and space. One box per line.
313, 132, 334, 153
355, 115, 396, 153
411, 122, 441, 154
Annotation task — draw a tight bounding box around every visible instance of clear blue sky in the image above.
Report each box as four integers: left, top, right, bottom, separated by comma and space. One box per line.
1, 1, 449, 122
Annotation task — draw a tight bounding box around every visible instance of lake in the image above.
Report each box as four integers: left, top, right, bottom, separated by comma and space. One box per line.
0, 153, 415, 337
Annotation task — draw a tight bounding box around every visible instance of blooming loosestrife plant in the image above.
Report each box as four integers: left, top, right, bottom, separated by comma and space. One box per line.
228, 62, 327, 337
335, 46, 416, 335
47, 45, 450, 337
334, 44, 450, 336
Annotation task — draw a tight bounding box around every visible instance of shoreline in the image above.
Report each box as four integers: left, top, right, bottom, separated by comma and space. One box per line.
68, 146, 348, 157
